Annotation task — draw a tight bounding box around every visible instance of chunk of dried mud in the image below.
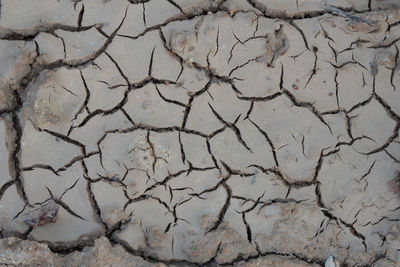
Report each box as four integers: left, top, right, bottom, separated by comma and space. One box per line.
0, 236, 166, 267
0, 237, 55, 266
61, 236, 167, 267
236, 255, 321, 267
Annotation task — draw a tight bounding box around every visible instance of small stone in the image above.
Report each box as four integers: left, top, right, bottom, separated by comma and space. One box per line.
22, 200, 58, 227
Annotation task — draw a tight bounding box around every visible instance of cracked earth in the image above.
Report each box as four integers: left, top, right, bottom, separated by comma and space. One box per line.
0, 0, 400, 266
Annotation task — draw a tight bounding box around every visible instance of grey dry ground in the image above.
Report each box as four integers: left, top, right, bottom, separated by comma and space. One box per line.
0, 0, 400, 266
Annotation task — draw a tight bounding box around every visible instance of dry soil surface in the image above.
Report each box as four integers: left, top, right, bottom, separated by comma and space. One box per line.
0, 0, 400, 266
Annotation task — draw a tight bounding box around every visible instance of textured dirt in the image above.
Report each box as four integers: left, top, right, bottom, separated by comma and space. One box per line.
0, 0, 400, 266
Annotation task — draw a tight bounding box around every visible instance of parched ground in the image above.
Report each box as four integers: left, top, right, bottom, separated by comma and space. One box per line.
0, 0, 400, 266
